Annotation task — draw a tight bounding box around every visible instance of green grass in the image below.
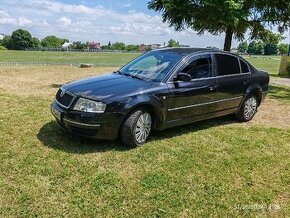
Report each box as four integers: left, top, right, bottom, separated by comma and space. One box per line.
0, 50, 139, 66
243, 55, 281, 76
0, 51, 282, 76
0, 82, 289, 216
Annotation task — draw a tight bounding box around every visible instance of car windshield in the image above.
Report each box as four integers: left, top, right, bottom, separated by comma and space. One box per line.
119, 50, 183, 82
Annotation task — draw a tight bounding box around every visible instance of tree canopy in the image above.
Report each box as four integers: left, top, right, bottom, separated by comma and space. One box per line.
41, 35, 68, 48
148, 0, 290, 51
10, 29, 33, 50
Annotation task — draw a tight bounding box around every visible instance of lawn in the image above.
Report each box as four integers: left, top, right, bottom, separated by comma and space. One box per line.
0, 66, 289, 217
0, 50, 139, 66
0, 50, 282, 76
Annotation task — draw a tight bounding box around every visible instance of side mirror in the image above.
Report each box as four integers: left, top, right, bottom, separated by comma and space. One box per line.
173, 72, 191, 82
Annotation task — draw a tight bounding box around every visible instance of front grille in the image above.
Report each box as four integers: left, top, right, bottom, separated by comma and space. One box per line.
56, 88, 75, 108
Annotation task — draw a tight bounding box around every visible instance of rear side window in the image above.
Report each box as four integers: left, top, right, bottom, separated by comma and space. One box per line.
181, 55, 212, 80
240, 59, 250, 73
215, 54, 240, 76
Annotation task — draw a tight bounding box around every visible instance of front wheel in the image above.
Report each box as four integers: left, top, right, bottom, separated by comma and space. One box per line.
120, 109, 152, 147
236, 95, 258, 122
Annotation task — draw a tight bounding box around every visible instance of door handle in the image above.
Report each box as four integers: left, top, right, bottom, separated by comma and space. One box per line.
209, 84, 218, 91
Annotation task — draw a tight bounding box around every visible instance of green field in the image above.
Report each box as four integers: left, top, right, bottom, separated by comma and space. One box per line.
0, 50, 139, 66
0, 50, 282, 76
0, 66, 289, 217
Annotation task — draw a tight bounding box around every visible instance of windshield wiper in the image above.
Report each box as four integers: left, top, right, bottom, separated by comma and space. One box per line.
124, 73, 144, 81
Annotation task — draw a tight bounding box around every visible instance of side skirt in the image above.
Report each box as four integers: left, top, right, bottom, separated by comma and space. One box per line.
164, 107, 238, 129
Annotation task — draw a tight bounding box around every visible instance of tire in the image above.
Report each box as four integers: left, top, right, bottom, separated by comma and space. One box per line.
120, 108, 152, 147
236, 94, 258, 122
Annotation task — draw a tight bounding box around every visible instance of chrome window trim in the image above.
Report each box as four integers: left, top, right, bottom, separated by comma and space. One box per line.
239, 59, 251, 74
168, 96, 243, 111
55, 87, 77, 109
166, 72, 251, 84
165, 51, 213, 83
63, 118, 101, 127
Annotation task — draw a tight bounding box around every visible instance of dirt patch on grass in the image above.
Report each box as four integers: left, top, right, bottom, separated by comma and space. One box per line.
0, 66, 289, 129
0, 66, 118, 98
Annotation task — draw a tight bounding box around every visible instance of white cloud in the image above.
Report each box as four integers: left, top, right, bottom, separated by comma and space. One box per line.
2, 0, 289, 47
19, 16, 33, 26
57, 16, 72, 26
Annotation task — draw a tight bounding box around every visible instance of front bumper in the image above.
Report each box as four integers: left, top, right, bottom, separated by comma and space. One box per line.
51, 101, 125, 140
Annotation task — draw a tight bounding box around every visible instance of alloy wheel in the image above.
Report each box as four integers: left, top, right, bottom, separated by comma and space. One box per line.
244, 96, 257, 120
135, 112, 152, 144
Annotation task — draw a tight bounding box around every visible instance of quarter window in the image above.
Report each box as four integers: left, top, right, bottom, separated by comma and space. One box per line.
215, 54, 240, 76
240, 59, 250, 73
181, 55, 212, 80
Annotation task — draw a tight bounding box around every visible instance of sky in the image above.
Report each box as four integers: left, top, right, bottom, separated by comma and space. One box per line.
0, 0, 289, 48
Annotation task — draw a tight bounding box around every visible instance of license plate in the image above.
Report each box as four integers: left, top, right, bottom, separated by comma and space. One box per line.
51, 106, 61, 120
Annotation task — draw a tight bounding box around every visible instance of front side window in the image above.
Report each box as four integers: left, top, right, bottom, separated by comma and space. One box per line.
240, 59, 250, 73
120, 51, 183, 82
181, 55, 212, 80
215, 54, 240, 76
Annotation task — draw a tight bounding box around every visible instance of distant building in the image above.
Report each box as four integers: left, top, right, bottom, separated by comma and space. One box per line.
0, 33, 5, 40
87, 41, 100, 49
149, 44, 161, 50
62, 42, 73, 48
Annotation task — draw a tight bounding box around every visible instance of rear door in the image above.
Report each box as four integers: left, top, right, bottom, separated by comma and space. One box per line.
214, 54, 252, 111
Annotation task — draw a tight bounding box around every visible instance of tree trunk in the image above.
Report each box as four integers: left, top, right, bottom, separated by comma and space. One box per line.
223, 27, 234, 51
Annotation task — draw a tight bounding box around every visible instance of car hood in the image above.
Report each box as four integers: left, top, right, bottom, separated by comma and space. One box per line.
63, 73, 154, 101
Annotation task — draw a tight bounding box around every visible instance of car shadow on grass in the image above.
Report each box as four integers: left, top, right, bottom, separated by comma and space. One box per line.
37, 115, 238, 154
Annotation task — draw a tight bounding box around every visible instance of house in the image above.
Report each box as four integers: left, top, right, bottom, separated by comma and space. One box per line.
62, 42, 73, 48
87, 41, 100, 49
149, 44, 161, 50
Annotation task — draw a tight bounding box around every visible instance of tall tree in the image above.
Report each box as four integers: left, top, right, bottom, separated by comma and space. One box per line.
148, 0, 290, 51
278, 43, 289, 55
237, 41, 248, 54
0, 35, 12, 49
10, 29, 33, 50
41, 35, 67, 48
247, 41, 264, 55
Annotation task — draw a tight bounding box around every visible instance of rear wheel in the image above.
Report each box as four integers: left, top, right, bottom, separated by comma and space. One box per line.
236, 95, 258, 122
120, 108, 152, 147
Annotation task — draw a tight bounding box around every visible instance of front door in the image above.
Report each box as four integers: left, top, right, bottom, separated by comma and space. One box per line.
165, 54, 220, 126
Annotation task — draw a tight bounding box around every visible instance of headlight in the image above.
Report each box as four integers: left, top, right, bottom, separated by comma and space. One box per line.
73, 98, 106, 113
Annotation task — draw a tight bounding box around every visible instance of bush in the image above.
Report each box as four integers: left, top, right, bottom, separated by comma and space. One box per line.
0, 45, 7, 50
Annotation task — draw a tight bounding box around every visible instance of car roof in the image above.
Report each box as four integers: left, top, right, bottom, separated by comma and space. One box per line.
155, 47, 231, 56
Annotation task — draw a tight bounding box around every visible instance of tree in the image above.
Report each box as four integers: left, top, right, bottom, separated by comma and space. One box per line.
278, 43, 289, 55
41, 35, 67, 48
148, 0, 290, 51
31, 37, 41, 48
111, 42, 126, 50
247, 41, 264, 55
71, 41, 87, 50
126, 44, 139, 51
237, 42, 248, 54
10, 29, 33, 50
0, 35, 12, 49
264, 44, 278, 55
261, 30, 284, 55
168, 39, 179, 47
